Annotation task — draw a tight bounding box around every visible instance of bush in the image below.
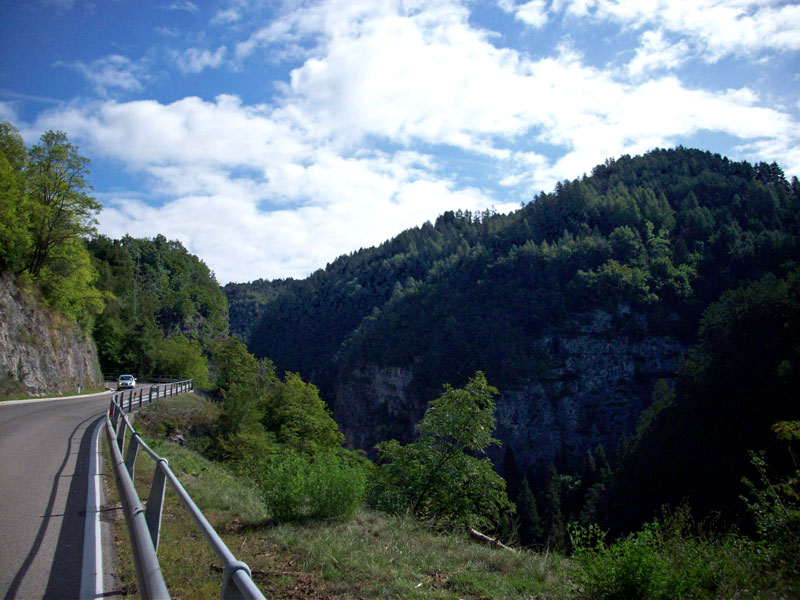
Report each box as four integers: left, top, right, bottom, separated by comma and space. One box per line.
307, 452, 366, 520
254, 449, 366, 523
569, 507, 764, 600
741, 424, 800, 583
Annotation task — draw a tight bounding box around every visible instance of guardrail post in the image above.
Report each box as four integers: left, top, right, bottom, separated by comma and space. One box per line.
221, 561, 253, 600
125, 433, 140, 479
116, 415, 126, 452
145, 459, 168, 552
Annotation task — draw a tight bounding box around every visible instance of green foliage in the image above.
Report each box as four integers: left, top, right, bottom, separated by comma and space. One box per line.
516, 476, 543, 546
153, 334, 210, 387
208, 342, 365, 524
371, 372, 514, 530
0, 122, 105, 326
262, 372, 345, 453
211, 337, 263, 392
225, 146, 799, 547
251, 448, 366, 522
212, 347, 344, 458
741, 423, 800, 581
36, 236, 106, 326
24, 130, 100, 276
88, 234, 227, 377
239, 148, 799, 427
570, 507, 765, 600
609, 268, 800, 533
0, 124, 31, 273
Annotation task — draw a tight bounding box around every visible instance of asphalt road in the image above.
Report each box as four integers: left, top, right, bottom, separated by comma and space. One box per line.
0, 391, 118, 599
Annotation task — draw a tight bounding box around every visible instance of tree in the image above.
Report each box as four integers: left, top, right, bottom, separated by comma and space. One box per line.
0, 122, 31, 272
372, 372, 514, 529
153, 334, 210, 388
516, 476, 543, 545
212, 338, 261, 392
24, 130, 101, 277
0, 125, 105, 325
261, 372, 345, 454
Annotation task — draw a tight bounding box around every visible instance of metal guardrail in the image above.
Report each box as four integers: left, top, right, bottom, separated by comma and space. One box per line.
106, 381, 267, 600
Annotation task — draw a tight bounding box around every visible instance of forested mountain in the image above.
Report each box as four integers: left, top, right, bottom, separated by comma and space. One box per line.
88, 234, 228, 383
227, 147, 800, 537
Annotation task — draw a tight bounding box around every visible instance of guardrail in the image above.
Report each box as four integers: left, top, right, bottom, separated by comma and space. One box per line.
106, 380, 267, 600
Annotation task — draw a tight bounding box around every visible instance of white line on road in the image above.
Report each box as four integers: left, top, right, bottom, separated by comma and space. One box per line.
79, 417, 105, 599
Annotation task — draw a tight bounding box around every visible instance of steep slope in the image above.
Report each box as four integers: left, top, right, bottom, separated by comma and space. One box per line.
231, 148, 800, 488
0, 272, 103, 397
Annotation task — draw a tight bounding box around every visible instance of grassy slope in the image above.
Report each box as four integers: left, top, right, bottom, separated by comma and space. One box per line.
107, 395, 575, 599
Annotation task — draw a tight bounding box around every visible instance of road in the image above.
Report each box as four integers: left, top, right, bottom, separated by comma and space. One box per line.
0, 390, 120, 599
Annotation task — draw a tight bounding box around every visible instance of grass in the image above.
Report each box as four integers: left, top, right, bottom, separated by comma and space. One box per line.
107, 395, 575, 599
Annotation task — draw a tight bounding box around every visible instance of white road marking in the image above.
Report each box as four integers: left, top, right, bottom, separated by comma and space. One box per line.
79, 417, 105, 599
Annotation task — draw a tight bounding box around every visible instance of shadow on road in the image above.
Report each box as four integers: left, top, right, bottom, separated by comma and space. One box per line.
3, 414, 102, 600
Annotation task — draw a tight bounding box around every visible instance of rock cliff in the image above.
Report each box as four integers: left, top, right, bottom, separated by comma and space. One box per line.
0, 273, 103, 397
335, 305, 686, 477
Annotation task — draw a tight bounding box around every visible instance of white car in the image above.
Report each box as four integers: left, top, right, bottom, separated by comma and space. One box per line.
117, 374, 136, 390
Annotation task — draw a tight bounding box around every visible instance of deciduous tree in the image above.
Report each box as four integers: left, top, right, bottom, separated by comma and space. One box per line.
24, 130, 100, 277
372, 371, 514, 529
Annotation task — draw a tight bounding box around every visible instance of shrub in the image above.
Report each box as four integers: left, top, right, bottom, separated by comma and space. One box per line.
254, 449, 366, 523
741, 423, 800, 583
569, 507, 763, 600
307, 451, 367, 520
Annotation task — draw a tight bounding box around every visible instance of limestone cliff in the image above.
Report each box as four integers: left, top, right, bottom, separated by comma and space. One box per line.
0, 273, 103, 397
335, 305, 686, 476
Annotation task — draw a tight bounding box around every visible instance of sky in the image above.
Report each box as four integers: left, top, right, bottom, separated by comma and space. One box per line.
1, 0, 799, 284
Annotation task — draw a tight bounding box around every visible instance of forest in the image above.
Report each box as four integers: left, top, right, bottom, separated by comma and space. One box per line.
229, 146, 800, 548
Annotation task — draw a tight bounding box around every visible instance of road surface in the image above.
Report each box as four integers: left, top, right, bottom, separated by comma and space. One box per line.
0, 390, 120, 599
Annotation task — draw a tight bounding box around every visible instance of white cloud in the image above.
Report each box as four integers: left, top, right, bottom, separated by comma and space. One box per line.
212, 4, 244, 25
30, 92, 508, 283
174, 46, 228, 73
498, 0, 549, 28
0, 101, 19, 124
62, 55, 146, 97
21, 0, 800, 281
558, 0, 800, 60
159, 1, 199, 15
627, 30, 689, 77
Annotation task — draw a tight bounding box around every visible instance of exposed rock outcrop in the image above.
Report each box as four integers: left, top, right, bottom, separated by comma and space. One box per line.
335, 306, 686, 476
0, 273, 103, 397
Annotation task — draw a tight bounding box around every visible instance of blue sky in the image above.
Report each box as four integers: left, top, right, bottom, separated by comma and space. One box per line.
1, 0, 798, 284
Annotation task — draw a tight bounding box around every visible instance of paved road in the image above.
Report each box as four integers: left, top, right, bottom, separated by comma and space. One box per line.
0, 391, 118, 599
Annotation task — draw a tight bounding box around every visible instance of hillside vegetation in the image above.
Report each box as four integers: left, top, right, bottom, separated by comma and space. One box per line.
228, 147, 800, 543
237, 148, 798, 399
88, 234, 228, 383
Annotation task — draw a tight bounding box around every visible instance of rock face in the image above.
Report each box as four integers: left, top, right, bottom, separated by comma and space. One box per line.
335, 306, 686, 476
335, 364, 418, 451
0, 273, 103, 397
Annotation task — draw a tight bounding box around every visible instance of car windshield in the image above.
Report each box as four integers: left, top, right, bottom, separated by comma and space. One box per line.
120, 375, 133, 381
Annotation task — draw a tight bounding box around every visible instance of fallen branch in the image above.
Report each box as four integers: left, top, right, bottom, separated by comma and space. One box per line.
469, 528, 515, 552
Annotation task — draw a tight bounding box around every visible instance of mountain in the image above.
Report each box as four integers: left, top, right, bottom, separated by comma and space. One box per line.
227, 147, 800, 529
